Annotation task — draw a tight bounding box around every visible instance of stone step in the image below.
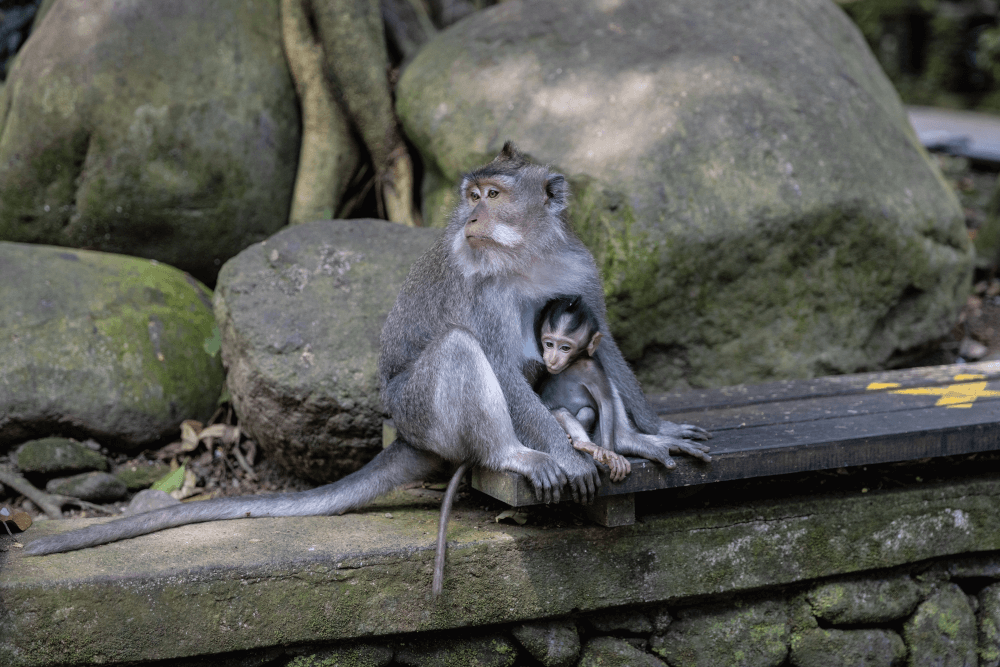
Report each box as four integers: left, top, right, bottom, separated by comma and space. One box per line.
5, 471, 1000, 666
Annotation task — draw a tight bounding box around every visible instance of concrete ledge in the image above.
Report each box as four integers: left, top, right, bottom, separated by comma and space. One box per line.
3, 477, 1000, 666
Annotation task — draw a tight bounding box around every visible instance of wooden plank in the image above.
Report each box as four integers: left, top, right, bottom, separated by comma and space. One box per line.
649, 360, 1000, 414
472, 362, 1000, 508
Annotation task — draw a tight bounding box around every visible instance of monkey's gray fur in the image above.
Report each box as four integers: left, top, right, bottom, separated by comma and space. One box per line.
24, 142, 709, 558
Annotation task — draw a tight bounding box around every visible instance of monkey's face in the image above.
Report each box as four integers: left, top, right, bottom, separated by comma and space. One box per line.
448, 143, 571, 279
540, 316, 592, 374
462, 178, 523, 252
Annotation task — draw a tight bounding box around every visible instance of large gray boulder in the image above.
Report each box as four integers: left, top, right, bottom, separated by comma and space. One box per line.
397, 0, 973, 390
0, 0, 300, 285
213, 220, 438, 482
0, 243, 224, 449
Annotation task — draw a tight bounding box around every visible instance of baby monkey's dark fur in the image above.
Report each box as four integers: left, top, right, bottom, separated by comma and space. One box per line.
24, 144, 711, 597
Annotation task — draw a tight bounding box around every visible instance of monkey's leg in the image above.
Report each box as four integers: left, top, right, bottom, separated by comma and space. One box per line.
24, 441, 442, 556
574, 406, 597, 433
607, 389, 709, 468
552, 408, 591, 445
393, 329, 568, 504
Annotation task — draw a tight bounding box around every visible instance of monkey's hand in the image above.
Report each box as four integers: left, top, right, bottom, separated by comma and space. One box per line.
509, 449, 569, 504
572, 439, 631, 483
658, 420, 713, 442
550, 446, 601, 505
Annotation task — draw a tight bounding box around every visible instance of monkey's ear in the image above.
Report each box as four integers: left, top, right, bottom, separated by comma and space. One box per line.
587, 330, 603, 357
544, 173, 569, 214
498, 141, 523, 162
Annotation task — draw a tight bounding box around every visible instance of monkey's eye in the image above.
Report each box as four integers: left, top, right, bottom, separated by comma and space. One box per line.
487, 188, 499, 199
543, 341, 553, 348
560, 345, 571, 352
470, 191, 480, 201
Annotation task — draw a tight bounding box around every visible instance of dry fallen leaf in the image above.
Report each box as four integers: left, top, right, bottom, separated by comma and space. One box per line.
0, 506, 32, 532
494, 509, 528, 525
180, 420, 203, 452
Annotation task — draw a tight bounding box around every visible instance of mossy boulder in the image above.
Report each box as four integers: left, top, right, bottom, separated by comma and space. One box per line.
981, 583, 1000, 667
512, 620, 580, 667
903, 583, 978, 667
213, 219, 438, 482
14, 437, 108, 475
394, 634, 517, 667
0, 243, 224, 449
578, 638, 666, 667
789, 628, 905, 667
0, 0, 299, 285
288, 643, 393, 667
652, 597, 789, 667
807, 574, 923, 625
113, 460, 172, 491
396, 0, 972, 390
46, 471, 127, 503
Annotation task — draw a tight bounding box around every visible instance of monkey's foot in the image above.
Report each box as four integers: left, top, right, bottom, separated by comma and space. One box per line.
571, 440, 631, 483
658, 420, 713, 441
667, 438, 712, 463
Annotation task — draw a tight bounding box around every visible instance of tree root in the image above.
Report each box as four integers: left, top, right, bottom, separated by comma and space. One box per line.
0, 469, 115, 519
281, 0, 361, 225
285, 0, 421, 227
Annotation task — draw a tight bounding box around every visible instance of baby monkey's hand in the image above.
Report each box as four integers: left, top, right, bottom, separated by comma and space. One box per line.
571, 439, 631, 483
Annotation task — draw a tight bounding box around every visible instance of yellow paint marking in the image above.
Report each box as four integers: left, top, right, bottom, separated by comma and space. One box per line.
866, 375, 1000, 408
866, 382, 901, 390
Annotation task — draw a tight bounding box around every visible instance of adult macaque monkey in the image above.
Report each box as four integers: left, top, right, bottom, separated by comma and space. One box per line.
24, 143, 710, 560
536, 296, 632, 482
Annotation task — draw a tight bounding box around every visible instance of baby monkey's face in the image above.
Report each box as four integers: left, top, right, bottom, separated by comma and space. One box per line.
540, 314, 601, 374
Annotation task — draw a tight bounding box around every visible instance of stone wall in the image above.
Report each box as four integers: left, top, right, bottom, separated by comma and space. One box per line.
266, 551, 1000, 667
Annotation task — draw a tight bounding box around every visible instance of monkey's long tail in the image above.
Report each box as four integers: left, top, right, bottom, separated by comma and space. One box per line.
24, 440, 441, 556
432, 462, 469, 597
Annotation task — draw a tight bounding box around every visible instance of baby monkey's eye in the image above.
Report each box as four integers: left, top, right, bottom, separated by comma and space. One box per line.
560, 345, 571, 352
487, 188, 499, 198
544, 341, 553, 348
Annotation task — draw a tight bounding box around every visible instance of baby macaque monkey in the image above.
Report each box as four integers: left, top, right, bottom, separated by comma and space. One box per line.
536, 297, 631, 482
